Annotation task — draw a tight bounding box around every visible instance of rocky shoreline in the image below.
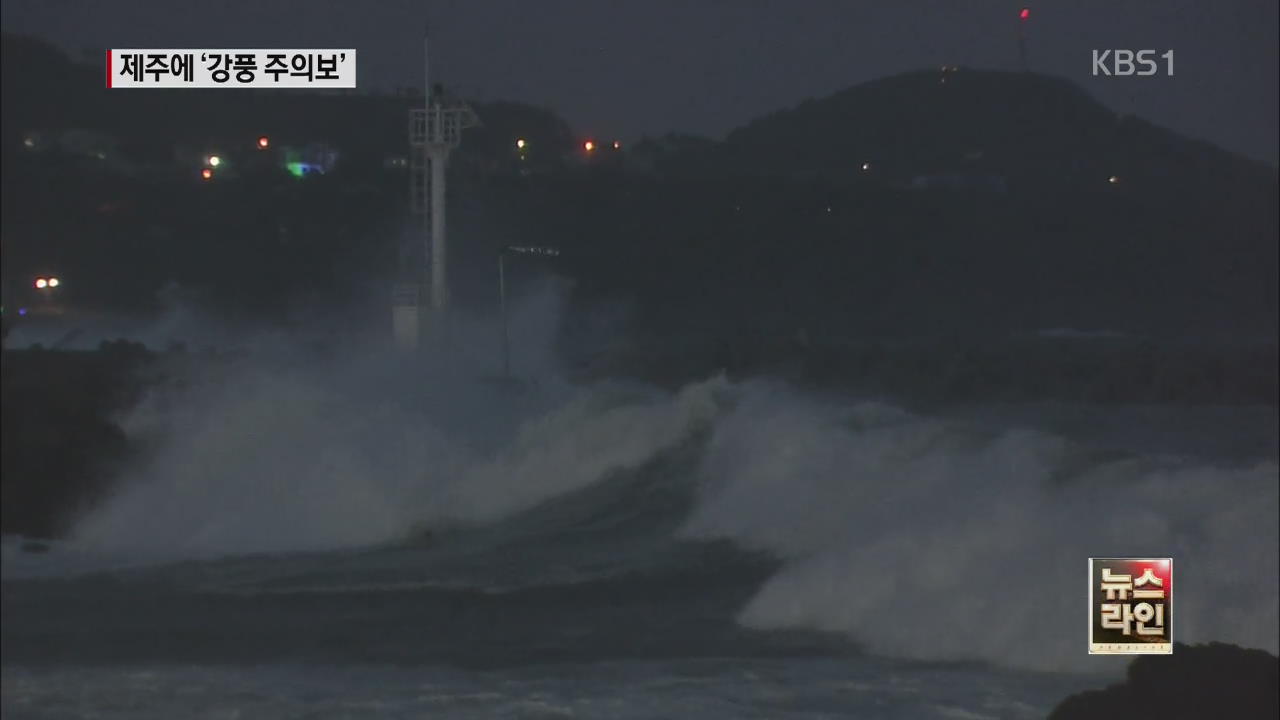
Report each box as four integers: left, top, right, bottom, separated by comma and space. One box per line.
1050, 643, 1278, 719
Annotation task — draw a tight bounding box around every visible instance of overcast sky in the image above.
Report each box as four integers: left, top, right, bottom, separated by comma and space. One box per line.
3, 0, 1276, 164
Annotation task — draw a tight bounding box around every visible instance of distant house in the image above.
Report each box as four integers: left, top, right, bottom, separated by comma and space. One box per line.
282, 142, 339, 176
172, 143, 240, 179
164, 139, 341, 180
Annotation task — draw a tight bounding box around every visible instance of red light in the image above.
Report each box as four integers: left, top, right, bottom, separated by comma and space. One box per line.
201, 168, 213, 180
257, 135, 270, 149
612, 140, 621, 150
1019, 8, 1030, 19
584, 140, 595, 152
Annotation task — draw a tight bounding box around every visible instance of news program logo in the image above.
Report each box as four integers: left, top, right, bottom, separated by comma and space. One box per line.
1089, 557, 1173, 654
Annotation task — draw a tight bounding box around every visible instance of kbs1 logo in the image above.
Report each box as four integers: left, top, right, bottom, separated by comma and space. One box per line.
1092, 49, 1174, 76
1089, 558, 1173, 654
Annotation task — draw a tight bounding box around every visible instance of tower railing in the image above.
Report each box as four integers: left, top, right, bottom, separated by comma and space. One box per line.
409, 105, 478, 149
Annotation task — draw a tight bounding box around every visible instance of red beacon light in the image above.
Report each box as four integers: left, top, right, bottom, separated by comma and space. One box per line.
583, 140, 595, 152
1020, 8, 1030, 20
201, 168, 214, 180
257, 135, 270, 149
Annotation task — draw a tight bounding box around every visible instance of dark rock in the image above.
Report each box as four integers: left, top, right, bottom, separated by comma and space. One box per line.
1049, 642, 1279, 720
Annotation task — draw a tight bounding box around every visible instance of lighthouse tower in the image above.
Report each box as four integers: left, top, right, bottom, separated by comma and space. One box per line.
392, 33, 479, 349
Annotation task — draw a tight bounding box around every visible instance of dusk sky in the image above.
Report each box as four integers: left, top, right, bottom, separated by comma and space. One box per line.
3, 0, 1277, 164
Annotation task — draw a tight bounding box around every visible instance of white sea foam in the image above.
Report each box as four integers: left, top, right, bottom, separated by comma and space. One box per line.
40, 304, 1280, 675
681, 380, 1280, 672
68, 282, 724, 561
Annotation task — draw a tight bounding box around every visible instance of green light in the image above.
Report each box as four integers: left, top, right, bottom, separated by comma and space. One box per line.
286, 162, 306, 178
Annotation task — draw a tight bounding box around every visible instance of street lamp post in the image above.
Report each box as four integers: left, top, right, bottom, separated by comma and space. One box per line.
498, 245, 560, 378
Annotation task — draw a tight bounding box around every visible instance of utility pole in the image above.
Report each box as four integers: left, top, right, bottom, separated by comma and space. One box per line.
392, 30, 479, 350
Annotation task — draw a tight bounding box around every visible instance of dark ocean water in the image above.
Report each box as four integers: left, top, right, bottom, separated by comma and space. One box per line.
3, 360, 1276, 718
